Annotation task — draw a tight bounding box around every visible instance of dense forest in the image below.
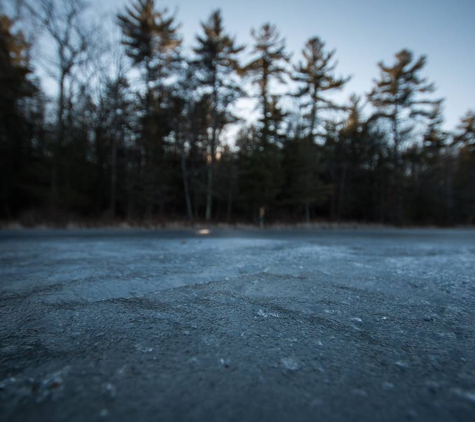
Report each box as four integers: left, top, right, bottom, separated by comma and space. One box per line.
1, 0, 474, 227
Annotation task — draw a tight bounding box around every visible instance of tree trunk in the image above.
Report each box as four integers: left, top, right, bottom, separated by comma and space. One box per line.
393, 111, 404, 226
226, 187, 233, 223
445, 160, 453, 226
180, 141, 194, 222
205, 72, 219, 221
337, 164, 347, 222
1, 176, 11, 219
305, 201, 310, 225
51, 71, 66, 209
110, 129, 118, 219
126, 160, 135, 221
261, 70, 269, 145
205, 160, 214, 221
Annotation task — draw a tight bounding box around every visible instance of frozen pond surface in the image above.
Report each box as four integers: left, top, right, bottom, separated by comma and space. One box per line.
1, 229, 475, 421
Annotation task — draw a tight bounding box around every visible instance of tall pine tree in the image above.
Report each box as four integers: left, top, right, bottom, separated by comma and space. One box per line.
368, 49, 437, 225
193, 9, 244, 221
244, 23, 290, 145
118, 0, 182, 218
291, 37, 349, 222
293, 37, 349, 141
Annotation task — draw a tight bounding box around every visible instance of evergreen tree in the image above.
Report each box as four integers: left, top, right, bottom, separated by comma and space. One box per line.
118, 0, 181, 107
244, 23, 290, 145
293, 37, 349, 141
290, 37, 348, 221
368, 49, 437, 224
238, 23, 290, 220
193, 9, 244, 220
118, 0, 182, 218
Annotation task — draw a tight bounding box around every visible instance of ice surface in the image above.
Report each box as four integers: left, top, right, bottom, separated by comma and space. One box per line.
1, 229, 475, 421
280, 357, 300, 371
1, 229, 474, 308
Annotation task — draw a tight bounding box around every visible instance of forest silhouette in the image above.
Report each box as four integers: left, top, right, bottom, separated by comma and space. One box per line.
1, 0, 474, 226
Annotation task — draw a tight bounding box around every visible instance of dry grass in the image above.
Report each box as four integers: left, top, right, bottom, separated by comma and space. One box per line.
0, 217, 402, 231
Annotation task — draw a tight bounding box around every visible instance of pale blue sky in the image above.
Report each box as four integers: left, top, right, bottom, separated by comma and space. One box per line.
101, 0, 474, 130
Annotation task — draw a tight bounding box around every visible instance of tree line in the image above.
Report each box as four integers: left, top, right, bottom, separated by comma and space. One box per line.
1, 0, 474, 226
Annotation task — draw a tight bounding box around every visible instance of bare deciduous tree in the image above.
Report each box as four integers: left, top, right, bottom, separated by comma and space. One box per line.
23, 0, 95, 207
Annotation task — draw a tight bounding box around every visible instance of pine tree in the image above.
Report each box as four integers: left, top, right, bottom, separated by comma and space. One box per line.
290, 37, 348, 222
118, 0, 181, 107
293, 37, 349, 141
118, 0, 182, 218
368, 49, 437, 225
237, 23, 290, 220
193, 9, 244, 221
244, 23, 290, 145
